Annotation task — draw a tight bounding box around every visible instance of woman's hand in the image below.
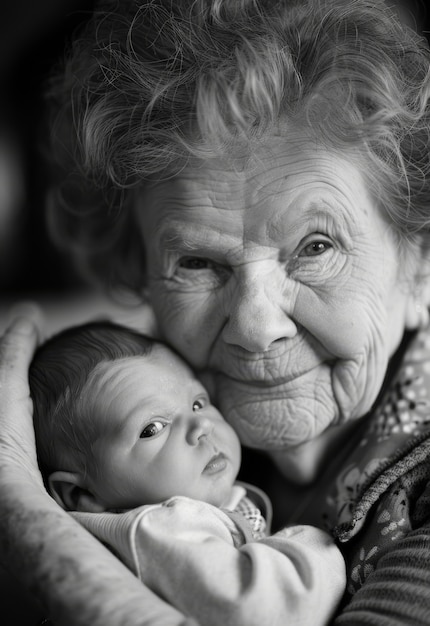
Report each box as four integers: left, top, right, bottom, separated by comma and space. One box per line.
0, 308, 43, 489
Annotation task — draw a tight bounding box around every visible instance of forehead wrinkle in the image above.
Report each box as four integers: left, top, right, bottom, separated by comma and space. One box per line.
152, 176, 274, 254
155, 162, 262, 221
146, 147, 368, 257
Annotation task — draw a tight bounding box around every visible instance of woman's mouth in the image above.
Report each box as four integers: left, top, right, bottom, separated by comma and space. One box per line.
203, 452, 227, 475
211, 339, 331, 386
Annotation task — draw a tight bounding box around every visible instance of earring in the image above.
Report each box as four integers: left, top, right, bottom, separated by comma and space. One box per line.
406, 283, 430, 331
415, 299, 429, 329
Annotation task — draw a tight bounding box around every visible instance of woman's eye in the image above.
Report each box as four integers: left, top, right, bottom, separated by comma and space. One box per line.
193, 398, 206, 411
140, 421, 166, 438
179, 257, 212, 270
298, 240, 332, 257
176, 257, 231, 285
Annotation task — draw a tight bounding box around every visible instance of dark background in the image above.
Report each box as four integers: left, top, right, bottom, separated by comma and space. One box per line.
0, 0, 96, 296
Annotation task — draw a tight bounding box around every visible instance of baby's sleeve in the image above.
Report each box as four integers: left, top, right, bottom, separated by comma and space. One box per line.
73, 500, 345, 625
129, 499, 346, 626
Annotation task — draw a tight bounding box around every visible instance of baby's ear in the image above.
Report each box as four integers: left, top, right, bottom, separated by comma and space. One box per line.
48, 471, 107, 513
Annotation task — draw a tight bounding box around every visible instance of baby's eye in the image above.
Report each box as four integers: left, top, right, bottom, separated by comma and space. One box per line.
140, 421, 166, 438
193, 398, 206, 411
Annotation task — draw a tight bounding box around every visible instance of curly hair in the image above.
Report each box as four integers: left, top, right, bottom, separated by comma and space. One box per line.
46, 0, 430, 293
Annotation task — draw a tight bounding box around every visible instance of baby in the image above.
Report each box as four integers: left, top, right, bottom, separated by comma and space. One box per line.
30, 320, 345, 626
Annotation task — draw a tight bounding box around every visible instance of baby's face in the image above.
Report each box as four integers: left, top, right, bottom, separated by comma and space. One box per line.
82, 345, 241, 509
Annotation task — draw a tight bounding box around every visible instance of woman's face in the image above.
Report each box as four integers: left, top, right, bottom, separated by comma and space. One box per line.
135, 131, 417, 481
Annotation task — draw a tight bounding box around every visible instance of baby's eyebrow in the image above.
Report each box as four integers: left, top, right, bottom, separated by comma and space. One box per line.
106, 401, 152, 435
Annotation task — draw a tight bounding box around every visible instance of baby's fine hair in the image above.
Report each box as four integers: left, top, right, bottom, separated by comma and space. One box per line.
30, 320, 158, 480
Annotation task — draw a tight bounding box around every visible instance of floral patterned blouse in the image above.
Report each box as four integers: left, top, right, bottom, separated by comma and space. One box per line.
320, 327, 430, 624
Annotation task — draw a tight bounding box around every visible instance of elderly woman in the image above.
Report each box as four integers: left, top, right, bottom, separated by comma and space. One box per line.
1, 0, 430, 623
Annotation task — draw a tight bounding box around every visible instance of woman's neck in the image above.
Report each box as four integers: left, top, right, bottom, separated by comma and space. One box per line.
269, 418, 365, 485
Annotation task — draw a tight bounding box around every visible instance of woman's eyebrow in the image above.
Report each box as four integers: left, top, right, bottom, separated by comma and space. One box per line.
158, 228, 202, 252
272, 202, 355, 235
156, 221, 238, 253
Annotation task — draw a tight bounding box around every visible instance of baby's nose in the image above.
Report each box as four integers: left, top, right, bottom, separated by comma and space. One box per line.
186, 414, 214, 445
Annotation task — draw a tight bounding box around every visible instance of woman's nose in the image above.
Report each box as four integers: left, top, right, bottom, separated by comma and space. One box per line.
186, 414, 214, 445
222, 265, 297, 352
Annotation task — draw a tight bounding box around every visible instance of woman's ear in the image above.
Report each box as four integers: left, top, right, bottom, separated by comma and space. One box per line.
48, 471, 108, 513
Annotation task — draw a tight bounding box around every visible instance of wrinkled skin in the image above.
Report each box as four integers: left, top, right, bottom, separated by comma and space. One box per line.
135, 130, 419, 483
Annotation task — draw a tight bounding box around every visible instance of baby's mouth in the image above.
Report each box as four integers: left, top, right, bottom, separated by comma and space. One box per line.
203, 452, 227, 475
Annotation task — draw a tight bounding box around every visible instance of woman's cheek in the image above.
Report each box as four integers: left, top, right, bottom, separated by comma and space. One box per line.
328, 305, 390, 422
150, 286, 223, 368
331, 315, 393, 423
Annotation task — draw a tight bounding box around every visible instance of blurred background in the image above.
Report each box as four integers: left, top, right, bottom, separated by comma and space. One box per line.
0, 1, 95, 295
0, 0, 157, 337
